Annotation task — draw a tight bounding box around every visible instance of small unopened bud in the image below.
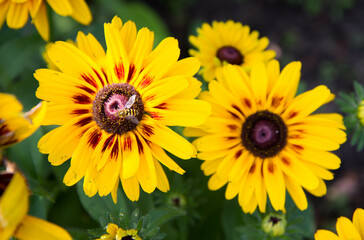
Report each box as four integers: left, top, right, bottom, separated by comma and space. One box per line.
262, 213, 287, 237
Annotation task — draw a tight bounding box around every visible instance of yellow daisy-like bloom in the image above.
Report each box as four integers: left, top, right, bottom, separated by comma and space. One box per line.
0, 171, 72, 240
315, 208, 364, 240
98, 223, 142, 240
358, 100, 364, 126
185, 61, 346, 213
0, 93, 46, 150
189, 20, 276, 82
0, 0, 92, 41
35, 16, 211, 202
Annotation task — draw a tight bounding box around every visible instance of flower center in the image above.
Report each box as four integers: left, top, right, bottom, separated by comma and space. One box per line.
0, 172, 13, 197
93, 83, 144, 135
241, 111, 287, 158
216, 46, 243, 65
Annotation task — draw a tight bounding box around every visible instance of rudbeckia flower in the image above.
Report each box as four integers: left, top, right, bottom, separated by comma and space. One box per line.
0, 93, 46, 150
0, 171, 72, 240
314, 208, 364, 240
98, 223, 141, 240
184, 61, 346, 213
0, 0, 92, 41
35, 16, 211, 202
189, 20, 275, 82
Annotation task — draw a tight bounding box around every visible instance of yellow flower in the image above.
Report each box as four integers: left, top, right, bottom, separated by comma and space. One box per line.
189, 20, 275, 82
0, 172, 72, 240
35, 16, 211, 202
315, 208, 364, 240
98, 223, 142, 240
358, 100, 364, 126
0, 0, 92, 41
0, 93, 46, 150
185, 61, 346, 213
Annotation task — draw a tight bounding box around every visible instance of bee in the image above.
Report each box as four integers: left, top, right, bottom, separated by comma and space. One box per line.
116, 94, 140, 125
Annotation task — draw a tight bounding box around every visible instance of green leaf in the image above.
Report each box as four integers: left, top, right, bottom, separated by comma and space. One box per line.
351, 125, 362, 145
355, 128, 364, 151
354, 81, 364, 101
76, 181, 130, 223
148, 207, 186, 229
221, 200, 240, 240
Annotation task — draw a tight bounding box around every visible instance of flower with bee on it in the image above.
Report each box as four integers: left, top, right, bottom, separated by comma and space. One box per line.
35, 16, 211, 202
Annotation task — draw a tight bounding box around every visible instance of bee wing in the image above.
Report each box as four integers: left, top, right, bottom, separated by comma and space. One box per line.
125, 115, 139, 125
124, 95, 136, 109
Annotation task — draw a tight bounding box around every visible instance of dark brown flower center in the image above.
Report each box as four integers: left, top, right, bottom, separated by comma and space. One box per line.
122, 236, 133, 240
0, 172, 13, 197
241, 111, 287, 158
216, 46, 243, 65
92, 83, 144, 135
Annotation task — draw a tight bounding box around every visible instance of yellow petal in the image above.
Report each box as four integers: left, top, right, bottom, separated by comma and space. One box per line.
353, 208, 364, 239
193, 134, 240, 152
266, 59, 280, 92
83, 165, 100, 197
104, 19, 130, 83
149, 143, 185, 174
263, 158, 286, 211
148, 98, 211, 127
120, 20, 137, 54
98, 139, 122, 197
69, 0, 92, 25
336, 216, 362, 240
46, 42, 106, 88
14, 215, 72, 240
154, 159, 170, 192
46, 0, 72, 16
63, 126, 100, 186
250, 62, 268, 108
142, 76, 189, 107
28, 0, 42, 17
306, 178, 327, 197
282, 85, 331, 124
138, 117, 196, 159
285, 175, 308, 210
142, 37, 180, 81
300, 147, 341, 170
122, 132, 140, 179
279, 149, 319, 190
0, 173, 28, 240
128, 27, 154, 85
121, 175, 140, 201
165, 57, 201, 77
0, 93, 22, 118
267, 61, 301, 113
135, 133, 157, 193
314, 230, 340, 240
6, 1, 29, 29
76, 31, 106, 63
207, 174, 226, 191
